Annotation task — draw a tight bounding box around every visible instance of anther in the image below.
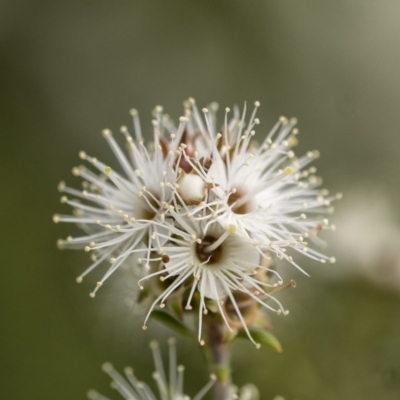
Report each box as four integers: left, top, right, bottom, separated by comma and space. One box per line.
72, 167, 80, 176
56, 181, 67, 197
102, 362, 113, 372
279, 116, 287, 124
124, 366, 133, 375
285, 167, 293, 175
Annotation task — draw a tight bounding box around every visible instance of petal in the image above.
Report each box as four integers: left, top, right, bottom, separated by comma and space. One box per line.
226, 235, 260, 267
198, 269, 228, 301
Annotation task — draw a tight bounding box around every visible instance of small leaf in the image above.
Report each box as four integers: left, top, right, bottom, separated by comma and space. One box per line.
237, 327, 282, 353
150, 310, 195, 340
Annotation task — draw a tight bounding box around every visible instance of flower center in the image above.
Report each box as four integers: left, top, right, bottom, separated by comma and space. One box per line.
227, 189, 253, 215
132, 204, 156, 221
195, 235, 225, 265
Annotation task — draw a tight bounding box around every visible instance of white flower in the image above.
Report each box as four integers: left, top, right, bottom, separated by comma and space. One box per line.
54, 99, 337, 337
140, 217, 287, 347
54, 107, 194, 296
179, 100, 339, 272
87, 338, 215, 400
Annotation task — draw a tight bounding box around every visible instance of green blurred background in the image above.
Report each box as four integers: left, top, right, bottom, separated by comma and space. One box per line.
1, 1, 400, 399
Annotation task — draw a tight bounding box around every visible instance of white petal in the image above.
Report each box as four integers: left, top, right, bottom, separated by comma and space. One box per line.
199, 269, 228, 301
226, 235, 260, 267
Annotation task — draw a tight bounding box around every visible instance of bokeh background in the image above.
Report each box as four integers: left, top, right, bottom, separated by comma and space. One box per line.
2, 1, 400, 399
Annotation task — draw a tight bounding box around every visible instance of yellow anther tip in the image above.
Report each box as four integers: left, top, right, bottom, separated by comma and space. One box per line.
285, 167, 293, 176
102, 129, 112, 137
227, 224, 236, 234
288, 136, 299, 146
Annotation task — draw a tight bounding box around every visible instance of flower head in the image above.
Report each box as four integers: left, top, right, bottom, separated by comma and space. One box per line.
181, 101, 339, 270
88, 338, 215, 400
55, 99, 339, 343
140, 217, 285, 346
54, 107, 195, 295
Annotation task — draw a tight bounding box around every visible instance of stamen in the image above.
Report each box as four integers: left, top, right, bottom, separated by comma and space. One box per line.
204, 225, 235, 253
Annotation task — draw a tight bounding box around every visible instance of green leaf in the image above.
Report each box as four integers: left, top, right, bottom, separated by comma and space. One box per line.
236, 327, 282, 353
150, 310, 195, 340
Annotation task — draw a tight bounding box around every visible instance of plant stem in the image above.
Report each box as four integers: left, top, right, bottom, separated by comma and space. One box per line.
206, 319, 231, 400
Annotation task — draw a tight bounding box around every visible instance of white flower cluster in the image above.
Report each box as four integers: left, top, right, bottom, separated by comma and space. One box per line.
88, 338, 216, 400
88, 338, 262, 400
55, 99, 338, 345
